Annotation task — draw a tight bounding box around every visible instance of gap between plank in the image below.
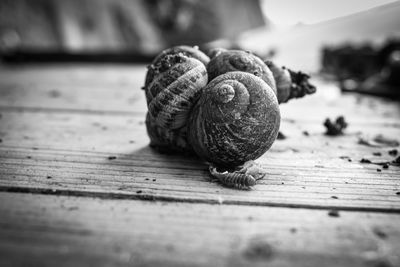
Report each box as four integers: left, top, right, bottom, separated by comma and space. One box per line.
1, 185, 400, 214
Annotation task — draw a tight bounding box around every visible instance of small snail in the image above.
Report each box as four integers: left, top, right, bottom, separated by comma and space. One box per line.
142, 46, 316, 188
265, 60, 316, 104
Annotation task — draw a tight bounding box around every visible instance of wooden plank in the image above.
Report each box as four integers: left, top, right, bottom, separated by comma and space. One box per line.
0, 110, 399, 210
1, 65, 399, 125
0, 65, 399, 210
0, 192, 399, 267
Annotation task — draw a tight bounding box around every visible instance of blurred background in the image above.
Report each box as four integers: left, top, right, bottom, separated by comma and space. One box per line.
1, 0, 400, 94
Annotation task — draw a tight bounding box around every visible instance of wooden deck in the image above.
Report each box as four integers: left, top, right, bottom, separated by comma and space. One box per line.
0, 64, 399, 267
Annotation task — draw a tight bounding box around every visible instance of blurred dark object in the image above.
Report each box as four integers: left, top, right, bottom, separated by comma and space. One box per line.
321, 38, 400, 98
0, 0, 266, 63
324, 116, 348, 136
145, 0, 265, 46
1, 49, 154, 64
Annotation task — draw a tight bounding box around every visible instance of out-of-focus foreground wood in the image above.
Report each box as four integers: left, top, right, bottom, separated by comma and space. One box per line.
0, 65, 399, 267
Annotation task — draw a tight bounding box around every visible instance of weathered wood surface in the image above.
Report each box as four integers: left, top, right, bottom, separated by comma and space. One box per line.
1, 192, 399, 267
0, 66, 399, 211
0, 65, 400, 267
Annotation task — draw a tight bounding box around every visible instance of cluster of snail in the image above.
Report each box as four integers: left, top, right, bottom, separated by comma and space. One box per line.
142, 45, 316, 188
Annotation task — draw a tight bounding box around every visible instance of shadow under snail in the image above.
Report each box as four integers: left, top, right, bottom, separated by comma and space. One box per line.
143, 45, 316, 189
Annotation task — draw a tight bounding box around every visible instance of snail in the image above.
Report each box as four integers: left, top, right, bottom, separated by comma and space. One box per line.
142, 46, 316, 188
265, 60, 316, 103
207, 50, 277, 96
143, 46, 210, 153
188, 71, 280, 167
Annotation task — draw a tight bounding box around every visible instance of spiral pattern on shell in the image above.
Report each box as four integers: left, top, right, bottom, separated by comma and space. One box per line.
207, 50, 277, 95
144, 46, 209, 152
188, 71, 280, 167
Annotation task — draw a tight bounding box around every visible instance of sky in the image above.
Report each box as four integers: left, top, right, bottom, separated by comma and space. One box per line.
261, 0, 398, 25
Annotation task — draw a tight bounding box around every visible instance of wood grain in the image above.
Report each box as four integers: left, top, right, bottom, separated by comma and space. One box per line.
1, 66, 399, 124
0, 65, 399, 211
1, 192, 399, 267
0, 64, 400, 267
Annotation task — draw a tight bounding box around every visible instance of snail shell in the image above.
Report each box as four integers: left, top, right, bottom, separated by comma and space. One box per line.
207, 50, 277, 95
143, 46, 209, 152
144, 45, 209, 93
145, 112, 191, 152
188, 71, 280, 167
265, 61, 291, 104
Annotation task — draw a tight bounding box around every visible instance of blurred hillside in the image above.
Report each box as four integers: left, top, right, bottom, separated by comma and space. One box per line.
240, 1, 400, 72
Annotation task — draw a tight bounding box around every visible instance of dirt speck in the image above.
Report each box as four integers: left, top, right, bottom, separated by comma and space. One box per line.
136, 190, 143, 194
360, 158, 372, 163
328, 210, 340, 217
373, 152, 382, 156
107, 156, 117, 160
373, 227, 387, 239
382, 164, 389, 169
331, 196, 338, 199
388, 149, 398, 156
277, 131, 286, 140
243, 239, 274, 261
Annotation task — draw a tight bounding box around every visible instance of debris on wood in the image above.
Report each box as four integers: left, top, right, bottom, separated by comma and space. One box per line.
324, 116, 347, 136
277, 131, 287, 140
383, 163, 389, 169
328, 210, 340, 217
360, 158, 372, 163
389, 149, 398, 156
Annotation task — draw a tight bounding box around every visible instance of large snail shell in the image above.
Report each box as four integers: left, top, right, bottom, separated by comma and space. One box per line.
146, 55, 208, 129
143, 46, 209, 152
207, 50, 277, 95
188, 71, 280, 167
